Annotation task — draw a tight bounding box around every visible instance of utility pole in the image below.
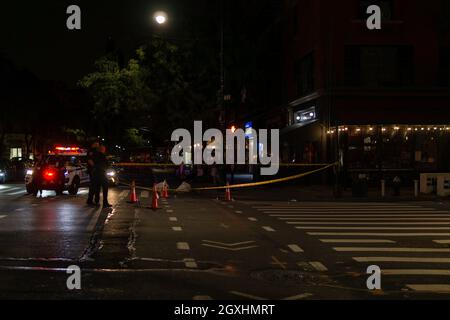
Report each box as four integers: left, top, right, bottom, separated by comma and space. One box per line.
219, 0, 225, 130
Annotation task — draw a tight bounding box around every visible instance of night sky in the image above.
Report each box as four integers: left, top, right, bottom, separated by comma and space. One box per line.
1, 0, 221, 86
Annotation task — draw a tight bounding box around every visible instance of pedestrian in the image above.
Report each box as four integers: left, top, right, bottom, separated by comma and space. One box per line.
86, 141, 100, 206
393, 176, 401, 196
33, 153, 44, 197
93, 145, 112, 208
177, 162, 186, 182
229, 164, 235, 185
211, 164, 218, 186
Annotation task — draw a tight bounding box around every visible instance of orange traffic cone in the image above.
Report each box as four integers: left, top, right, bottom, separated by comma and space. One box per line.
151, 183, 159, 210
162, 181, 169, 199
225, 183, 232, 202
128, 180, 139, 203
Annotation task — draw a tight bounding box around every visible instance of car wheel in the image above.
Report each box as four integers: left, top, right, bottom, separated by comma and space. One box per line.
26, 184, 37, 195
68, 178, 80, 195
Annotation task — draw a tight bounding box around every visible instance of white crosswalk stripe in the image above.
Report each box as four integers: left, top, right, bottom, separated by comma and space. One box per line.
320, 239, 396, 244
0, 185, 25, 196
253, 202, 450, 294
405, 285, 450, 293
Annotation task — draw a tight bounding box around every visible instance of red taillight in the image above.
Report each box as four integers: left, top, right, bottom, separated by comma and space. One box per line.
43, 169, 56, 180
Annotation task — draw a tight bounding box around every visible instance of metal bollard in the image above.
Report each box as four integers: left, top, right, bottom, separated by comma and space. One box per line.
381, 180, 386, 198
414, 180, 419, 198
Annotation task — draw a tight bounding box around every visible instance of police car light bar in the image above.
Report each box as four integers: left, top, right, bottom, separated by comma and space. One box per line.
55, 146, 80, 152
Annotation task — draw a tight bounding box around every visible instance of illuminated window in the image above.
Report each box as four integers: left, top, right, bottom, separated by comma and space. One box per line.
10, 148, 22, 159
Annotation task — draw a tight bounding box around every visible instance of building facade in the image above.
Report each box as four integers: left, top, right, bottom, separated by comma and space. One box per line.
280, 0, 450, 185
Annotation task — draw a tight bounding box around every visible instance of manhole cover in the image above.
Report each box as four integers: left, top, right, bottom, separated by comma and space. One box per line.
250, 269, 332, 286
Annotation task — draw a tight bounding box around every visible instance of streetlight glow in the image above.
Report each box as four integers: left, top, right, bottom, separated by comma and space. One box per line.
154, 11, 168, 25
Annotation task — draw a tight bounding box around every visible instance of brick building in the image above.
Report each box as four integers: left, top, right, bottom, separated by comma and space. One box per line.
279, 0, 450, 184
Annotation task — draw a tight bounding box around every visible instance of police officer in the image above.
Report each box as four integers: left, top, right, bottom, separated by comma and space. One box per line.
86, 141, 100, 206
33, 153, 45, 197
93, 145, 112, 208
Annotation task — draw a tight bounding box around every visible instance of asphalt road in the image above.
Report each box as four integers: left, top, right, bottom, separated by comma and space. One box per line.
1, 183, 450, 300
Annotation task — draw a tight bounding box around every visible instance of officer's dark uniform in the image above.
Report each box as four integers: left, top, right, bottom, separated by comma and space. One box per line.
87, 147, 99, 205
93, 151, 111, 207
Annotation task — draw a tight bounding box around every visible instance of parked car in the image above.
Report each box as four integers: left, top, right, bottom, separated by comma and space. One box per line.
0, 159, 11, 183
10, 157, 34, 181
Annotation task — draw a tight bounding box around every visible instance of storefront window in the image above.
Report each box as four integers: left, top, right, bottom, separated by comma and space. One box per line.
340, 125, 444, 171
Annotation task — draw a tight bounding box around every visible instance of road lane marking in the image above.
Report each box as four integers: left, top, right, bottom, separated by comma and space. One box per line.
271, 256, 288, 270
5, 190, 25, 196
0, 215, 6, 219
434, 240, 450, 244
177, 242, 190, 250
298, 226, 450, 230
279, 217, 450, 221
78, 189, 89, 196
257, 207, 440, 213
288, 244, 304, 253
184, 258, 197, 269
169, 217, 178, 222
248, 217, 258, 221
235, 211, 243, 214
271, 213, 450, 217
287, 221, 450, 225
140, 191, 150, 198
172, 227, 182, 232
406, 285, 450, 293
193, 295, 213, 300
201, 240, 258, 251
230, 291, 267, 300
383, 269, 450, 276
202, 244, 259, 251
166, 209, 174, 213
203, 240, 256, 247
252, 204, 426, 210
262, 226, 275, 232
320, 239, 396, 244
308, 261, 328, 272
309, 232, 450, 236
334, 247, 450, 253
283, 293, 313, 300
353, 257, 450, 263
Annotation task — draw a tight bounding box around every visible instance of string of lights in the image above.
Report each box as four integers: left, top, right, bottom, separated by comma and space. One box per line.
327, 125, 450, 135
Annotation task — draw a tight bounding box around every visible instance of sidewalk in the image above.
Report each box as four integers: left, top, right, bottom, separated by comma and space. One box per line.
192, 183, 450, 202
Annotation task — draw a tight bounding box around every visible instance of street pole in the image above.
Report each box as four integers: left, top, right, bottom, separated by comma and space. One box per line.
219, 0, 226, 183
220, 0, 225, 128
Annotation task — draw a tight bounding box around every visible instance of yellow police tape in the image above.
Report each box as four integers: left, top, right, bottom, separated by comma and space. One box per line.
119, 162, 337, 192
193, 162, 337, 191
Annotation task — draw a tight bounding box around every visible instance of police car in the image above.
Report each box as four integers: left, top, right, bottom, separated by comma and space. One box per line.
25, 146, 90, 196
